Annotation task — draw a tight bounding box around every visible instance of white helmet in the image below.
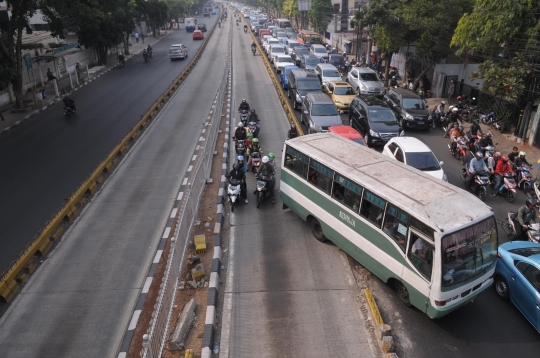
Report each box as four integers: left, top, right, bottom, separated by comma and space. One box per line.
262, 156, 269, 163
238, 122, 244, 127
452, 107, 458, 113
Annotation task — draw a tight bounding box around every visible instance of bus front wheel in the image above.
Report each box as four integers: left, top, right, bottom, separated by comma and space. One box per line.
395, 281, 411, 306
310, 218, 327, 242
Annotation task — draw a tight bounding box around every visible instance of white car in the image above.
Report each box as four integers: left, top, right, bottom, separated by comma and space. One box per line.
314, 63, 342, 85
274, 55, 294, 73
268, 45, 285, 63
309, 44, 329, 61
264, 39, 280, 54
382, 137, 447, 182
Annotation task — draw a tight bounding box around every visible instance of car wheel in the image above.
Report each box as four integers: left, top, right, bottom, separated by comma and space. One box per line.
395, 281, 411, 306
310, 217, 327, 242
494, 276, 510, 300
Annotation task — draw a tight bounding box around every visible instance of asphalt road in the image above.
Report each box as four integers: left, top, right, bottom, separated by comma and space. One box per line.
0, 14, 229, 358
0, 16, 216, 275
270, 56, 540, 355
218, 24, 378, 357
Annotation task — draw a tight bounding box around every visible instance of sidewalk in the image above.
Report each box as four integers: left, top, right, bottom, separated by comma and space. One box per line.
426, 97, 540, 168
0, 31, 171, 135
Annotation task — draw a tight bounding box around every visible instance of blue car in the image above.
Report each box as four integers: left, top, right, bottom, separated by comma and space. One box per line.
280, 65, 299, 90
495, 241, 540, 333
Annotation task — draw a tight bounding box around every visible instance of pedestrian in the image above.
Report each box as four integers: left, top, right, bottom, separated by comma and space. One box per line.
141, 33, 145, 43
46, 68, 56, 81
135, 32, 139, 43
448, 80, 455, 104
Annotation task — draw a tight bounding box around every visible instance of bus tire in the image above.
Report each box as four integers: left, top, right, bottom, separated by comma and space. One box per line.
309, 217, 327, 242
494, 276, 509, 300
395, 281, 411, 306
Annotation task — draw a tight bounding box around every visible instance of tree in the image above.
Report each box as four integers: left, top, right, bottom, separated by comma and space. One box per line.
451, 0, 540, 103
308, 0, 333, 33
282, 0, 298, 25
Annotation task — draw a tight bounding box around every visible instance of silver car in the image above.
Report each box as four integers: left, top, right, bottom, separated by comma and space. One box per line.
169, 44, 188, 60
301, 93, 342, 134
347, 67, 383, 95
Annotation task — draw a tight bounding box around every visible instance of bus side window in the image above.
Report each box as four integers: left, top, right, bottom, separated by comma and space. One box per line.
308, 160, 333, 194
285, 149, 308, 178
408, 233, 434, 281
360, 191, 386, 227
383, 205, 408, 252
333, 174, 363, 213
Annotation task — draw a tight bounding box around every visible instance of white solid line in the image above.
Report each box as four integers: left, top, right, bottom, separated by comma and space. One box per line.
128, 310, 141, 330
170, 208, 178, 218
182, 177, 188, 186
187, 165, 193, 172
220, 225, 235, 358
118, 353, 127, 358
153, 250, 163, 264
162, 227, 171, 239
192, 154, 197, 161
196, 145, 200, 151
177, 192, 184, 201
142, 277, 153, 293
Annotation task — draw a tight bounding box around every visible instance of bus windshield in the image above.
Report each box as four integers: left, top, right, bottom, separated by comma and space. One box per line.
305, 35, 321, 44
441, 217, 498, 287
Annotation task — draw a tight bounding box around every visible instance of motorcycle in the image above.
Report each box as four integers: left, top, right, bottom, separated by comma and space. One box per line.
448, 136, 468, 164
244, 27, 247, 32
464, 131, 480, 152
118, 58, 125, 68
250, 151, 262, 173
493, 119, 507, 133
460, 107, 478, 123
433, 111, 449, 131
502, 211, 540, 243
252, 46, 256, 56
516, 165, 533, 194
482, 145, 495, 161
481, 110, 497, 125
240, 110, 249, 126
247, 120, 259, 137
460, 168, 489, 201
255, 175, 271, 208
63, 104, 76, 119
235, 139, 246, 156
495, 172, 517, 202
227, 178, 242, 212
143, 51, 149, 63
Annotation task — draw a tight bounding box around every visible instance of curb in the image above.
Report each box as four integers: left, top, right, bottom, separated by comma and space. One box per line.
362, 289, 400, 357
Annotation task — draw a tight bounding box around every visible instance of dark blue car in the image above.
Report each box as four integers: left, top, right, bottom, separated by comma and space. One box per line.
495, 241, 540, 333
280, 65, 299, 90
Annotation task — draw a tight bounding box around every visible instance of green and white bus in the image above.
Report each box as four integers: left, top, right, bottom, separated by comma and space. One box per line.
280, 133, 498, 318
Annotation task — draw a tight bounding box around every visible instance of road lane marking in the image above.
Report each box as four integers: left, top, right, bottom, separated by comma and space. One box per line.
153, 250, 163, 264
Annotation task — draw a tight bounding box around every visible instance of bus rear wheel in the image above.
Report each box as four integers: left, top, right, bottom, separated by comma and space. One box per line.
310, 218, 327, 242
395, 281, 411, 306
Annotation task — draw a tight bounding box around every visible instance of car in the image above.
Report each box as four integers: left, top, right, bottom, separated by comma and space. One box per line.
301, 93, 342, 134
291, 46, 309, 66
274, 55, 295, 73
197, 23, 207, 32
384, 88, 432, 130
211, 9, 217, 15
268, 45, 285, 63
347, 67, 383, 95
279, 65, 299, 90
276, 32, 288, 41
285, 40, 301, 55
169, 44, 188, 60
328, 54, 346, 72
288, 69, 322, 110
328, 125, 366, 146
300, 54, 322, 70
314, 63, 342, 85
348, 95, 403, 146
263, 38, 279, 54
382, 137, 447, 181
309, 44, 329, 61
494, 241, 540, 334
203, 12, 210, 17
322, 81, 357, 113
192, 30, 204, 40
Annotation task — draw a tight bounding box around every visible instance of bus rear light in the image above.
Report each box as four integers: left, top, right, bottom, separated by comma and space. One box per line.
435, 300, 447, 306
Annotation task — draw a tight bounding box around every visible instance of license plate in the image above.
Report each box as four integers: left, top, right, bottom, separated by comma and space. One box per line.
464, 297, 475, 305
418, 121, 424, 124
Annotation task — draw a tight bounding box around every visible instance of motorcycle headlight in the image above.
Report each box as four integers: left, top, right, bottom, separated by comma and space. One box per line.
369, 129, 380, 137
405, 113, 414, 120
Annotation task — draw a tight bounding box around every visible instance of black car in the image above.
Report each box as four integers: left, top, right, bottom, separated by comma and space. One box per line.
348, 95, 403, 146
291, 46, 309, 66
288, 69, 322, 110
203, 12, 210, 18
328, 54, 346, 72
198, 23, 207, 32
384, 88, 432, 130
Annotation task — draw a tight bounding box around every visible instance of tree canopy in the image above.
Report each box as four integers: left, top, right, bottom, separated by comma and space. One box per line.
308, 0, 333, 33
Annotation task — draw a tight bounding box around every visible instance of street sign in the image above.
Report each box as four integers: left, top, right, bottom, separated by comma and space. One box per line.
52, 43, 81, 54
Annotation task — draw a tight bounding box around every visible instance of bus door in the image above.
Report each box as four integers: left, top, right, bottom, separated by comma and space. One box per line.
403, 229, 434, 311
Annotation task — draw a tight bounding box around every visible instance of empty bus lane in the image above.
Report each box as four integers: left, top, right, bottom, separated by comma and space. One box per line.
218, 27, 378, 357
0, 15, 216, 276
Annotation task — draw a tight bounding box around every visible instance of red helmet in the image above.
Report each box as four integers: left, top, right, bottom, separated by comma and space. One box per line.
501, 155, 509, 163
457, 96, 462, 101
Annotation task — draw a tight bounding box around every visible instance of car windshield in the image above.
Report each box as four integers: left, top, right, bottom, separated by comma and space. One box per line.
284, 68, 297, 77
312, 104, 338, 116
368, 109, 396, 122
278, 57, 293, 63
403, 98, 426, 110
353, 138, 366, 146
277, 33, 287, 37
360, 73, 379, 81
297, 80, 322, 90
330, 55, 344, 64
314, 47, 326, 53
295, 49, 309, 56
405, 152, 441, 171
323, 69, 340, 77
441, 217, 498, 287
272, 47, 284, 53
269, 40, 279, 45
306, 58, 320, 65
334, 87, 355, 95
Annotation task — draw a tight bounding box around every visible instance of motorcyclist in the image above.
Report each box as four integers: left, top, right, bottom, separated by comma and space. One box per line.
142, 48, 148, 61
238, 98, 250, 112
118, 52, 125, 66
244, 24, 248, 32
251, 41, 257, 54
247, 109, 260, 137
246, 138, 263, 171
218, 20, 221, 28
287, 123, 298, 139
493, 155, 514, 197
237, 155, 247, 173
234, 122, 247, 141
508, 146, 519, 166
268, 152, 277, 191
475, 131, 494, 154
63, 94, 76, 112
466, 151, 488, 191
257, 156, 276, 204
487, 151, 501, 174
515, 151, 531, 168
469, 119, 483, 136
390, 76, 398, 88
147, 45, 153, 57
444, 107, 460, 138
449, 124, 465, 154
245, 131, 254, 148
432, 101, 446, 128
227, 163, 248, 204
514, 198, 539, 241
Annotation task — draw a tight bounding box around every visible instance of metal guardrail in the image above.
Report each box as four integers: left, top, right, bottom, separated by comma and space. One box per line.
0, 17, 221, 304
139, 16, 231, 358
244, 16, 304, 136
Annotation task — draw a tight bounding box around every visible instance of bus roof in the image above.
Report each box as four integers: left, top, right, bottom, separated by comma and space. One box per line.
286, 133, 493, 234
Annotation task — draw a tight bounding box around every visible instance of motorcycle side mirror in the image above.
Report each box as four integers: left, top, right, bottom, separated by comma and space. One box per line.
439, 161, 444, 166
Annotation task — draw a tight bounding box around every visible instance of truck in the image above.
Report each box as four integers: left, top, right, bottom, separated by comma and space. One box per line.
185, 18, 196, 32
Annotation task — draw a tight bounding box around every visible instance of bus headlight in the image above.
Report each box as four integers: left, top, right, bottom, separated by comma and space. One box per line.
369, 129, 380, 137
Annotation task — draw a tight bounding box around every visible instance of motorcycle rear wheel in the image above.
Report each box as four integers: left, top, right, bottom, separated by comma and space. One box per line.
256, 192, 262, 208
230, 200, 235, 212
507, 190, 516, 203
478, 186, 487, 201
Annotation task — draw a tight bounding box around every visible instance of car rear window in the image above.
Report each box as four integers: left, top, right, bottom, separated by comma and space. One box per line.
312, 104, 338, 116
360, 73, 379, 81
314, 47, 326, 53
509, 248, 540, 257
323, 69, 340, 77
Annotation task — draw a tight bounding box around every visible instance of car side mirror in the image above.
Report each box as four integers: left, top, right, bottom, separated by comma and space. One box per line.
439, 161, 444, 166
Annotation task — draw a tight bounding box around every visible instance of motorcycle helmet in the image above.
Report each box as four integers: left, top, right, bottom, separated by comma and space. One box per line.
233, 163, 239, 170
268, 152, 275, 160
452, 107, 458, 113
246, 132, 253, 138
526, 198, 537, 207
441, 101, 447, 105
242, 98, 246, 103
291, 124, 296, 129
494, 152, 501, 160
457, 96, 462, 101
262, 156, 269, 163
238, 122, 244, 127
501, 155, 509, 163
486, 131, 493, 137
392, 76, 396, 80
237, 155, 244, 161
252, 138, 259, 143
475, 151, 483, 158
519, 151, 526, 157
473, 119, 479, 125
251, 109, 256, 114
